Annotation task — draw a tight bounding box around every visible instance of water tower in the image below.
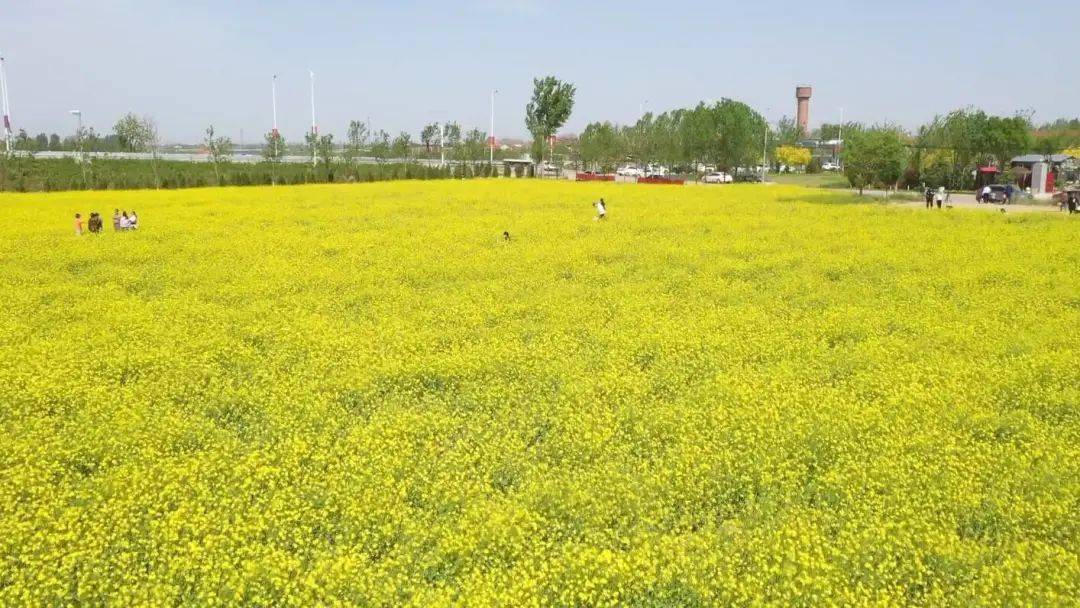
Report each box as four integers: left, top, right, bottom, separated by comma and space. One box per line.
796, 86, 812, 136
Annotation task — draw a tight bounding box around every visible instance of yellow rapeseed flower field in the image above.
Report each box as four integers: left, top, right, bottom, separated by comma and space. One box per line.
0, 180, 1077, 606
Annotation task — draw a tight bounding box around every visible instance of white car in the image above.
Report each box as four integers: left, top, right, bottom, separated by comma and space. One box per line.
645, 164, 669, 177
822, 161, 841, 171
616, 165, 644, 177
702, 171, 734, 184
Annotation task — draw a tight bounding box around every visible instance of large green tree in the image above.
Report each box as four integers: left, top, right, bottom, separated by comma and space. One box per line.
579, 121, 620, 171
525, 76, 576, 165
842, 127, 907, 194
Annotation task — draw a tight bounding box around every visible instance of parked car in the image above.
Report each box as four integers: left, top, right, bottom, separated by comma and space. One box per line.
616, 165, 644, 177
702, 171, 734, 184
734, 169, 763, 183
645, 164, 669, 177
822, 161, 841, 171
984, 184, 1015, 203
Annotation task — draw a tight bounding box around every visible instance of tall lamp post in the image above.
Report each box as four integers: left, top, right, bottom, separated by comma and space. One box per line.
0, 52, 12, 155
309, 70, 317, 168
69, 110, 88, 187
489, 89, 497, 167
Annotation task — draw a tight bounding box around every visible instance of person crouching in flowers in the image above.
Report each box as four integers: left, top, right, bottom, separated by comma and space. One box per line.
87, 212, 103, 234
129, 210, 139, 230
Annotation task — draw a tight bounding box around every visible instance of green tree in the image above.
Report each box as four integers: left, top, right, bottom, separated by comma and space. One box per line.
345, 120, 369, 164
204, 125, 234, 184
525, 76, 576, 166
464, 128, 487, 164
421, 123, 440, 157
391, 132, 412, 162
316, 134, 335, 180
304, 131, 319, 167
371, 130, 391, 163
48, 133, 61, 151
843, 127, 907, 195
579, 121, 620, 172
706, 99, 767, 173
775, 116, 803, 147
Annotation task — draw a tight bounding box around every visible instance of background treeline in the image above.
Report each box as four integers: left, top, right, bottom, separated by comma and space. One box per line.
576, 104, 1080, 191
0, 156, 503, 193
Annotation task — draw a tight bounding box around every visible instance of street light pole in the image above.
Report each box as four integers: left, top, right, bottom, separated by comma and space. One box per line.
838, 107, 844, 169
0, 52, 12, 155
271, 75, 279, 184
69, 110, 88, 187
309, 69, 317, 168
490, 89, 497, 167
762, 125, 769, 183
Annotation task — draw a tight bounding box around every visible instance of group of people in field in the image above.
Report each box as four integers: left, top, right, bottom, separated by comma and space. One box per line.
74, 209, 138, 235
924, 186, 951, 209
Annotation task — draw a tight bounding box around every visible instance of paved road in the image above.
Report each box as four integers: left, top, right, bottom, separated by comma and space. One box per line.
892, 192, 1060, 214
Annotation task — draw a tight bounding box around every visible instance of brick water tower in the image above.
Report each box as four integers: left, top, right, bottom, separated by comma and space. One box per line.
796, 86, 812, 136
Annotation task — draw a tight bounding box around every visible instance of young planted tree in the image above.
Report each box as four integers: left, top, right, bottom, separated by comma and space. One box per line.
391, 132, 412, 163
464, 128, 487, 165
421, 123, 440, 158
370, 130, 391, 164
316, 134, 335, 180
442, 122, 461, 164
204, 125, 234, 185
262, 130, 286, 185
304, 131, 318, 167
345, 120, 369, 165
525, 76, 576, 167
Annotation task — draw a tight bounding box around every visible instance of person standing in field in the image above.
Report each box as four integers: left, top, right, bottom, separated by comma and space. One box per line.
112, 209, 121, 231
594, 198, 607, 221
924, 186, 934, 209
74, 213, 84, 236
1068, 192, 1078, 215
935, 187, 946, 210
87, 212, 103, 234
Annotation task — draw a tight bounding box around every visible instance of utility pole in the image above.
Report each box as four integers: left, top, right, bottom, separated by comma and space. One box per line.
761, 123, 769, 183
440, 122, 445, 167
838, 107, 844, 169
309, 69, 317, 168
69, 110, 88, 187
271, 75, 279, 184
0, 52, 12, 155
489, 89, 497, 167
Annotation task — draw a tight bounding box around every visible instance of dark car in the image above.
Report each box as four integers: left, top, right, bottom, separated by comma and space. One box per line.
980, 185, 1012, 203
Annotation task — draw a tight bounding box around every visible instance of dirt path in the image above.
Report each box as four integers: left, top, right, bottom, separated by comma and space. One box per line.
891, 192, 1063, 214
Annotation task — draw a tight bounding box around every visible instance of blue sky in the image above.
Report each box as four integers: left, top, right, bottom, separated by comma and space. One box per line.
4, 0, 1078, 143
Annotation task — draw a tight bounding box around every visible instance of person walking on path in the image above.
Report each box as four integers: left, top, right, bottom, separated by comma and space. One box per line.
935, 187, 946, 210
981, 185, 992, 204
74, 213, 84, 236
924, 187, 934, 209
1068, 192, 1078, 215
